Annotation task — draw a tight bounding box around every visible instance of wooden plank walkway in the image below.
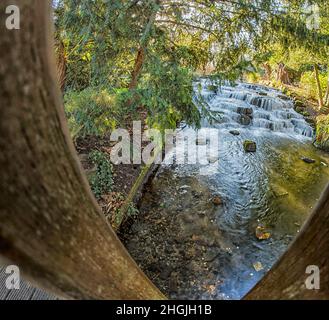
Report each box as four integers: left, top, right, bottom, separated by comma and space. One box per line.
0, 266, 58, 300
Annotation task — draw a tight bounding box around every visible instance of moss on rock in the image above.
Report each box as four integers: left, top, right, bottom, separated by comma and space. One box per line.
243, 140, 257, 152
207, 85, 218, 93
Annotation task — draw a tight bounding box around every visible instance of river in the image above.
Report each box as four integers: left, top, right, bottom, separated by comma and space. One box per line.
123, 80, 329, 300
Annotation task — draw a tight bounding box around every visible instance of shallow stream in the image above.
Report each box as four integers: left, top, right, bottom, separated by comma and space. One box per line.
124, 81, 329, 300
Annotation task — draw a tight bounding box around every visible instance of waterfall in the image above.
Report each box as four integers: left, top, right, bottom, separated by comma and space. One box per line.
197, 80, 314, 138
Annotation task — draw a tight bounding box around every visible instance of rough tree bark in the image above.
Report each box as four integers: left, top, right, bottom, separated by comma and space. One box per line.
0, 0, 165, 300
276, 62, 290, 85
314, 64, 324, 110
129, 47, 145, 90
263, 62, 272, 81
325, 87, 329, 107
323, 71, 329, 107
55, 39, 67, 92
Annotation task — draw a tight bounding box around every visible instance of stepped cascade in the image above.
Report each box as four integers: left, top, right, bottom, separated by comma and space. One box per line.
197, 80, 314, 138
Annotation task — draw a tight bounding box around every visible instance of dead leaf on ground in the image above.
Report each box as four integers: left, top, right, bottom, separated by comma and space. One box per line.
203, 284, 216, 295
255, 226, 271, 240
253, 261, 264, 272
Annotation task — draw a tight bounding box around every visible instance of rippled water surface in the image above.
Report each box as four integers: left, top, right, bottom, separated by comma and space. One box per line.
125, 81, 329, 300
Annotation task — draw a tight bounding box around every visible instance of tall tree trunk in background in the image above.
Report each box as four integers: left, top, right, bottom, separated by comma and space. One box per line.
314, 64, 324, 110
127, 0, 160, 91
263, 62, 272, 81
56, 40, 66, 92
276, 63, 290, 85
129, 47, 145, 90
324, 70, 329, 107
0, 0, 165, 300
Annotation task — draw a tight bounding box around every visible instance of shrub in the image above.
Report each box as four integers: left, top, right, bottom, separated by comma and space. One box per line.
138, 61, 202, 131
245, 72, 262, 83
300, 71, 327, 101
315, 115, 329, 151
88, 150, 113, 199
64, 88, 120, 138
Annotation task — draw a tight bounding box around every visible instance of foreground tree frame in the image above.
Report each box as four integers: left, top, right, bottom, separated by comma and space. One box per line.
0, 0, 328, 300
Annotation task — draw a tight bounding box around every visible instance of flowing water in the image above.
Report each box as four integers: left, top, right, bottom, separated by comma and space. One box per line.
124, 81, 329, 300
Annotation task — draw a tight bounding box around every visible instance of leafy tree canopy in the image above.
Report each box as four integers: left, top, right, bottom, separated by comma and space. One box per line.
54, 0, 329, 131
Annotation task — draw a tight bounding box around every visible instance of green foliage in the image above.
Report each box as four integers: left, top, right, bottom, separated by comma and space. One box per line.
127, 203, 139, 218
316, 115, 329, 151
55, 0, 329, 134
138, 60, 202, 130
283, 48, 314, 73
174, 32, 213, 71
112, 199, 139, 228
301, 70, 328, 100
64, 88, 123, 138
56, 0, 288, 130
55, 0, 159, 89
88, 150, 113, 199
246, 72, 262, 83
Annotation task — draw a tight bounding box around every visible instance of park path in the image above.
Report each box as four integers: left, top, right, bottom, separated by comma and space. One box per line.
0, 265, 57, 300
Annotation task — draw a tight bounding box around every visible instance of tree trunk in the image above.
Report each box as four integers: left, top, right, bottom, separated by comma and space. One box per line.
324, 70, 329, 107
55, 39, 66, 92
263, 62, 272, 81
245, 185, 329, 299
314, 64, 324, 110
0, 0, 165, 300
128, 47, 145, 90
127, 0, 159, 91
276, 63, 290, 85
